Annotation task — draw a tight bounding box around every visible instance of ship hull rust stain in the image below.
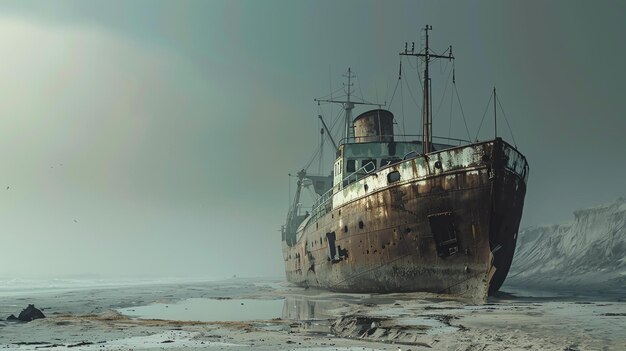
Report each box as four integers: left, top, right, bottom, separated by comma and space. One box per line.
282, 139, 527, 303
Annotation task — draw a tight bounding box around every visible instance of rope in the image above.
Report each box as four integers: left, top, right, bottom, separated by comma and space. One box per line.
387, 60, 402, 108
453, 83, 472, 142
384, 79, 390, 106
416, 58, 424, 95
357, 74, 366, 103
328, 105, 344, 144
474, 91, 494, 141
448, 80, 454, 139
306, 187, 317, 200
403, 67, 421, 110
496, 95, 518, 148
316, 86, 345, 101
405, 56, 424, 96
303, 144, 321, 171
433, 64, 453, 119
315, 102, 344, 168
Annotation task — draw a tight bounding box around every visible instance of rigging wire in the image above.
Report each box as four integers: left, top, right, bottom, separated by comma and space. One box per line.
451, 64, 472, 142
448, 78, 454, 139
416, 57, 424, 95
474, 91, 494, 141
302, 142, 321, 171
496, 94, 518, 148
318, 119, 324, 173
324, 102, 345, 147
315, 101, 344, 171
316, 86, 346, 101
356, 74, 367, 104
387, 60, 402, 108
402, 60, 421, 111
433, 64, 453, 119
329, 66, 334, 131
329, 107, 343, 130
439, 58, 450, 75
306, 187, 318, 201
384, 79, 390, 106
405, 56, 425, 96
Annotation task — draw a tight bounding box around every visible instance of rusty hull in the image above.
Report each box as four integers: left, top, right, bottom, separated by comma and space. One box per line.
282, 139, 528, 303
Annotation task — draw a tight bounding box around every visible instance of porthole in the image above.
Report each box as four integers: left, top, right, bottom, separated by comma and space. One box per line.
387, 171, 401, 183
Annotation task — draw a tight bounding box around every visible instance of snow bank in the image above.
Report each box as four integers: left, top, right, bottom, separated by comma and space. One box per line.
507, 198, 626, 289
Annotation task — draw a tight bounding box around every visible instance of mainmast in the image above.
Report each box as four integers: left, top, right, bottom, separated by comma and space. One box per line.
315, 68, 383, 143
400, 25, 454, 154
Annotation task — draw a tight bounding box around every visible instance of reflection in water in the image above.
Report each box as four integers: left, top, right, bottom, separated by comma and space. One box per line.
118, 298, 284, 322
118, 295, 345, 323
282, 295, 342, 321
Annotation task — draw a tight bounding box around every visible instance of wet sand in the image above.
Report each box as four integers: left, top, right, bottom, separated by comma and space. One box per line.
0, 278, 624, 350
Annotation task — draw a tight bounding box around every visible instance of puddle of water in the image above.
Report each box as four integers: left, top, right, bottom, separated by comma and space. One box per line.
282, 296, 344, 321
118, 298, 284, 322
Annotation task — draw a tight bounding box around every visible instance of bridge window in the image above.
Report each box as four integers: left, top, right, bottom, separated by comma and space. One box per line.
346, 159, 356, 173
381, 157, 401, 168
362, 159, 376, 171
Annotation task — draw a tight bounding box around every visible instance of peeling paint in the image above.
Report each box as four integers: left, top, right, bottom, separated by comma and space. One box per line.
282, 139, 528, 303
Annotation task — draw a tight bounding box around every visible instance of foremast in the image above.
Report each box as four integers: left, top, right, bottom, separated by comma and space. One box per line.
315, 68, 383, 143
400, 25, 454, 154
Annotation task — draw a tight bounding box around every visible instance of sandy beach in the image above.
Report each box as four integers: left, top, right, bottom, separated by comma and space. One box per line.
0, 278, 624, 350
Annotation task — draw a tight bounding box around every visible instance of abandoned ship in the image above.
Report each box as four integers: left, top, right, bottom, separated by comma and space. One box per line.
281, 25, 529, 302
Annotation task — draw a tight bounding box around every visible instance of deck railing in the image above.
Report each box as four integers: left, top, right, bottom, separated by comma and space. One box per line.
309, 137, 529, 224
310, 162, 375, 222
337, 134, 472, 146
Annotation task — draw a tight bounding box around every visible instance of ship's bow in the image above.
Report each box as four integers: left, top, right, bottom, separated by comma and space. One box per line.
486, 138, 529, 293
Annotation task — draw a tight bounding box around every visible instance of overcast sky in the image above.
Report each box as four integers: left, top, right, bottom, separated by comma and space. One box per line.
0, 0, 624, 279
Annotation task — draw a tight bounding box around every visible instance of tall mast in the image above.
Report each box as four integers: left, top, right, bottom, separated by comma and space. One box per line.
343, 68, 355, 140
424, 25, 431, 154
315, 68, 383, 144
400, 25, 454, 154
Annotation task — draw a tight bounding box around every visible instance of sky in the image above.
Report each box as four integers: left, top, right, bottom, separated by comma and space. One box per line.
0, 0, 624, 279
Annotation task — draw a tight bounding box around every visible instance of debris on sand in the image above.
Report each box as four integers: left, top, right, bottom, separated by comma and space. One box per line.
17, 304, 46, 322
331, 315, 433, 347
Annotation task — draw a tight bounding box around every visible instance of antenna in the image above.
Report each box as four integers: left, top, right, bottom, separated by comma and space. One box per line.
400, 25, 454, 154
342, 68, 355, 140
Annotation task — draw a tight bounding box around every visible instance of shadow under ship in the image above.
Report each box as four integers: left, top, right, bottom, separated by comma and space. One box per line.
281, 26, 529, 302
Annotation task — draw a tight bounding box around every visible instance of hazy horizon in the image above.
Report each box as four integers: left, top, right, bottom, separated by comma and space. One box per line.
1, 0, 624, 279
